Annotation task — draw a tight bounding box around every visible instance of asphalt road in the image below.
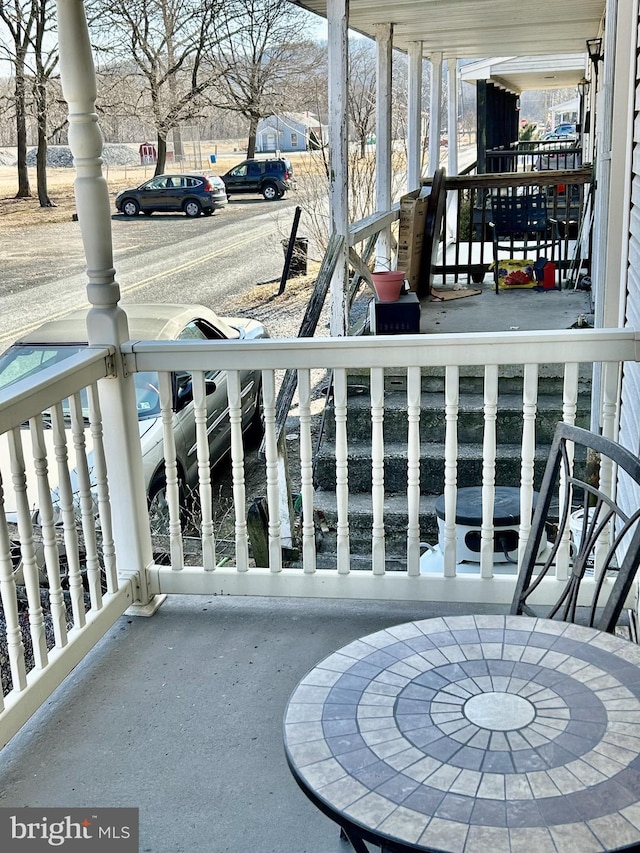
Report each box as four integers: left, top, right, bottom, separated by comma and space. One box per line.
0, 194, 300, 349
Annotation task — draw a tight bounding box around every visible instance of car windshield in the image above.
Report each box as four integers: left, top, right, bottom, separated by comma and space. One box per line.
0, 344, 161, 422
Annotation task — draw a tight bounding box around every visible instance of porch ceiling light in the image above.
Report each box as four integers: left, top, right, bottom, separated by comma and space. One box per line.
586, 37, 603, 70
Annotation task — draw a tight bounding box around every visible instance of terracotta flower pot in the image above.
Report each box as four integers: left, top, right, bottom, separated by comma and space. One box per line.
371, 270, 406, 302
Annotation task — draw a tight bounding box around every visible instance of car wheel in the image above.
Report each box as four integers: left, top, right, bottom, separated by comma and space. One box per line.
262, 182, 279, 201
148, 472, 187, 536
142, 210, 153, 217
183, 199, 202, 217
203, 208, 213, 216
122, 198, 140, 217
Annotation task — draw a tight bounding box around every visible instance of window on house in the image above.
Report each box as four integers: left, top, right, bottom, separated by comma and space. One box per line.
290, 133, 298, 147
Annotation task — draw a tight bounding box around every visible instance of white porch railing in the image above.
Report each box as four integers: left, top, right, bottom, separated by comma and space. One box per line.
0, 326, 638, 747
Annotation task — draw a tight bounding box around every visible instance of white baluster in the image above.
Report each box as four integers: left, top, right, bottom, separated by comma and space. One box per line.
262, 371, 282, 572
192, 371, 216, 571
0, 471, 27, 693
556, 363, 580, 574
87, 384, 117, 593
158, 371, 183, 570
370, 367, 385, 575
443, 366, 459, 576
227, 370, 249, 571
69, 392, 102, 609
29, 415, 67, 648
298, 369, 316, 574
334, 368, 350, 574
406, 366, 421, 575
51, 403, 85, 627
518, 364, 538, 567
480, 365, 498, 578
7, 428, 48, 669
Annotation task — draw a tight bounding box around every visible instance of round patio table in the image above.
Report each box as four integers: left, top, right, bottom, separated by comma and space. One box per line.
283, 614, 640, 852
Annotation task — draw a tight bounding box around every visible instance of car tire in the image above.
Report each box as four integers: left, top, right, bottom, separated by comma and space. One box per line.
183, 199, 202, 217
262, 182, 279, 201
203, 208, 213, 216
142, 210, 153, 217
148, 472, 187, 536
122, 198, 140, 217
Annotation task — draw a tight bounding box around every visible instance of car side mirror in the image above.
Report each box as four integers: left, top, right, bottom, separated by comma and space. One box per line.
176, 377, 193, 410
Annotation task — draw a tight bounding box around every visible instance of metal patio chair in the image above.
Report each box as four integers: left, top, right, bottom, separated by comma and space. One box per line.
489, 191, 561, 294
511, 422, 640, 634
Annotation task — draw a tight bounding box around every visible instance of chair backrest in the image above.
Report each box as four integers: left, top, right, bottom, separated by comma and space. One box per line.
418, 167, 446, 296
511, 422, 640, 633
490, 192, 549, 236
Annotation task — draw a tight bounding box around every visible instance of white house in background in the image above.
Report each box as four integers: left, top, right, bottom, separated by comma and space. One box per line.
255, 112, 328, 153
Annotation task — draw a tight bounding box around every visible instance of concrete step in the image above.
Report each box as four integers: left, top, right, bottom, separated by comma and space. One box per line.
313, 440, 551, 494
345, 364, 593, 396
322, 391, 591, 444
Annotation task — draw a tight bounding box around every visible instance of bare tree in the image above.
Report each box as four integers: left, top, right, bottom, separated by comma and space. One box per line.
0, 0, 37, 197
213, 0, 315, 158
31, 0, 59, 206
89, 0, 239, 174
348, 39, 376, 159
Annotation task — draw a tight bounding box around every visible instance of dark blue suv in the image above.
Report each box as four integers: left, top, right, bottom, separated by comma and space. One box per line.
115, 173, 228, 217
221, 158, 295, 200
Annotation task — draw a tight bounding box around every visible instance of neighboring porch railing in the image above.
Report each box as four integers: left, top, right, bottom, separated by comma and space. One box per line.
1, 326, 638, 747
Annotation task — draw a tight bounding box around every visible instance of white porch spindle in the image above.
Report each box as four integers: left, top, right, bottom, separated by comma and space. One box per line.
158, 371, 184, 570
87, 384, 117, 593
51, 403, 86, 626
57, 0, 154, 603
407, 42, 424, 193
480, 365, 498, 577
442, 366, 459, 575
261, 370, 282, 573
29, 415, 67, 647
7, 428, 48, 669
327, 0, 350, 336
298, 369, 316, 573
375, 23, 393, 269
0, 486, 27, 693
518, 364, 539, 566
406, 366, 422, 574
428, 52, 443, 176
556, 363, 581, 573
227, 370, 249, 572
370, 368, 386, 573
192, 372, 216, 571
333, 368, 350, 574
69, 393, 102, 609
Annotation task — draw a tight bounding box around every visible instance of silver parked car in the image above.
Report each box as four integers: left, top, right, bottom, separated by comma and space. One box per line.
0, 304, 268, 538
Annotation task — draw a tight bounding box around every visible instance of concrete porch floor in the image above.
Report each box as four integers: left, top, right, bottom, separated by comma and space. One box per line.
422, 280, 593, 334
0, 596, 508, 853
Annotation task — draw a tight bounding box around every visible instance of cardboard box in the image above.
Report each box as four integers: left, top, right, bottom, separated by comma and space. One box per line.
397, 189, 430, 292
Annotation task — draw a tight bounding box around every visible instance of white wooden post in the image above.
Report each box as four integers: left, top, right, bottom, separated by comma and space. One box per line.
57, 0, 155, 608
428, 52, 443, 176
407, 41, 424, 193
446, 58, 459, 177
375, 23, 393, 270
327, 0, 350, 336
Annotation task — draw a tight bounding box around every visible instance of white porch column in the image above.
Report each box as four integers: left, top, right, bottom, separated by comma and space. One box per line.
407, 41, 423, 192
428, 52, 443, 176
57, 0, 154, 605
327, 0, 350, 336
446, 58, 459, 176
375, 23, 393, 269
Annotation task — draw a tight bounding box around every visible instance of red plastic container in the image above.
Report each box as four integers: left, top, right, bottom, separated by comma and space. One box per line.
543, 262, 556, 289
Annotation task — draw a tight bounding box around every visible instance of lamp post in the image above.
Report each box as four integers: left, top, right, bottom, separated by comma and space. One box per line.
577, 76, 590, 136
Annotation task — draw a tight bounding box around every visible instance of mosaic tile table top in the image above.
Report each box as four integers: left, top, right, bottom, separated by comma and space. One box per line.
283, 615, 640, 853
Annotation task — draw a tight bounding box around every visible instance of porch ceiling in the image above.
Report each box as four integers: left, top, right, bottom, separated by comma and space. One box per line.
291, 0, 605, 70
